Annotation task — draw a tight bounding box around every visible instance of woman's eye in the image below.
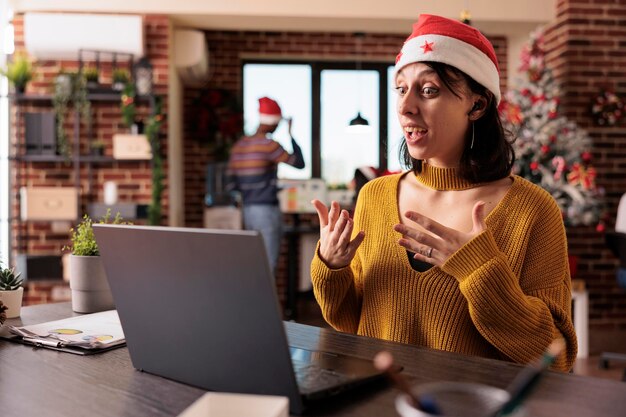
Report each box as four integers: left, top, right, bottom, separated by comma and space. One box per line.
422, 86, 438, 96
394, 86, 407, 95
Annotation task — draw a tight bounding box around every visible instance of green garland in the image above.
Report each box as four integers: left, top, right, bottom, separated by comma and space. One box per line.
52, 72, 92, 160
120, 83, 136, 127
146, 96, 165, 225
120, 85, 164, 225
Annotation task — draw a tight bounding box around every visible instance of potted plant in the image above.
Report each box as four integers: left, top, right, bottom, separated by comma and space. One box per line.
83, 66, 99, 90
0, 260, 24, 319
53, 70, 76, 159
90, 140, 106, 157
0, 53, 33, 94
65, 210, 128, 313
112, 68, 130, 91
53, 69, 92, 160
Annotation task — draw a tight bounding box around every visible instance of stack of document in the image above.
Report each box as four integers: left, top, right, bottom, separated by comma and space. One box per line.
1, 310, 125, 355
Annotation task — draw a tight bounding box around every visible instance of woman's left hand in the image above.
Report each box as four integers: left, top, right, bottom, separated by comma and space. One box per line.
393, 201, 487, 267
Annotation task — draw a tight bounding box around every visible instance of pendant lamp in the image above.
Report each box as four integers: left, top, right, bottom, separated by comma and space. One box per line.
347, 32, 370, 130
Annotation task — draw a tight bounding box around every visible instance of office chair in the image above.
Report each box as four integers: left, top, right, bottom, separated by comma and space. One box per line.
600, 193, 626, 381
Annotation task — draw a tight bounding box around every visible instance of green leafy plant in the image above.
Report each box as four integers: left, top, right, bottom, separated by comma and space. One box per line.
146, 96, 165, 225
65, 210, 129, 256
53, 70, 92, 160
0, 53, 33, 93
83, 67, 99, 83
120, 83, 136, 127
112, 68, 130, 85
90, 140, 106, 156
0, 261, 23, 291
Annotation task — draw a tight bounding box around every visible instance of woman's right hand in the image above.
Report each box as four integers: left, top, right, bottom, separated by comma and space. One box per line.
311, 199, 365, 269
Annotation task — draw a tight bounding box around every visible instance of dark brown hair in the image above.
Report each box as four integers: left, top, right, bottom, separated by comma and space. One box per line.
399, 62, 515, 183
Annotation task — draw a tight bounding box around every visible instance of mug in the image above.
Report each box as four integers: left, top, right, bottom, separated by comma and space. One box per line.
395, 381, 525, 417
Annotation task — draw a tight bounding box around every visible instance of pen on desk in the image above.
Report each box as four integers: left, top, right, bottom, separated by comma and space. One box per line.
493, 338, 566, 417
374, 350, 440, 415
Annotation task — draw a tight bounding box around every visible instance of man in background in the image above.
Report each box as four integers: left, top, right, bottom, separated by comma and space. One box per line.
227, 97, 305, 277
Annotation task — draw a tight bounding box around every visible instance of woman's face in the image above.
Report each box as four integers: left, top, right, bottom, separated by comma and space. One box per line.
395, 62, 478, 168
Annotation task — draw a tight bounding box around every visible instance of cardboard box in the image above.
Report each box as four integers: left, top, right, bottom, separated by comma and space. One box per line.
20, 187, 78, 221
177, 392, 288, 417
112, 134, 152, 160
204, 206, 242, 230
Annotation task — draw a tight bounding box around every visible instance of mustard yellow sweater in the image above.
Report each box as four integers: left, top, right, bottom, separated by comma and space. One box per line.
311, 168, 577, 371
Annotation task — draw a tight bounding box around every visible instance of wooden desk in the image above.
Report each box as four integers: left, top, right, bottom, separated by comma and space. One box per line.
2, 303, 626, 417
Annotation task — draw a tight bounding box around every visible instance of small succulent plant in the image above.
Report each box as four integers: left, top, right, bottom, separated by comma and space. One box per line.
0, 261, 23, 291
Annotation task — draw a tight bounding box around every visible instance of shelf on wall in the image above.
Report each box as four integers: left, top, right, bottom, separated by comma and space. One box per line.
9, 92, 152, 103
12, 154, 153, 163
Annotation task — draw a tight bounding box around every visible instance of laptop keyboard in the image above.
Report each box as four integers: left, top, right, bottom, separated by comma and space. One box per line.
292, 361, 353, 392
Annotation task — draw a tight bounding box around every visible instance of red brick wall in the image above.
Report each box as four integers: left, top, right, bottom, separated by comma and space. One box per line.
544, 0, 626, 331
182, 30, 507, 303
9, 14, 170, 305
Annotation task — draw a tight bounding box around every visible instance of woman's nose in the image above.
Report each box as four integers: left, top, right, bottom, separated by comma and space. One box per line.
398, 93, 419, 115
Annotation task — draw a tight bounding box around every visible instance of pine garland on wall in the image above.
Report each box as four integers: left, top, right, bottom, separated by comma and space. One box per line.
498, 28, 605, 229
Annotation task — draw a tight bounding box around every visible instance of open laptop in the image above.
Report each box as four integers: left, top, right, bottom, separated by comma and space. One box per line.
93, 224, 384, 414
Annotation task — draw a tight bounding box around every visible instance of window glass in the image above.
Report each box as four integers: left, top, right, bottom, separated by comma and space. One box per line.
0, 4, 13, 265
320, 69, 379, 186
243, 64, 312, 179
387, 65, 404, 172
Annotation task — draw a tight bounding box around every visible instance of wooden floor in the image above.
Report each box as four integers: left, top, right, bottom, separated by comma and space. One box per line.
292, 292, 626, 383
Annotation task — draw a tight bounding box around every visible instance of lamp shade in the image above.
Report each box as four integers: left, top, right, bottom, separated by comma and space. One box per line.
349, 112, 369, 127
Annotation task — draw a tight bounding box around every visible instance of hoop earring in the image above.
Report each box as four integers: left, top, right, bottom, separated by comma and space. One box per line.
470, 122, 475, 150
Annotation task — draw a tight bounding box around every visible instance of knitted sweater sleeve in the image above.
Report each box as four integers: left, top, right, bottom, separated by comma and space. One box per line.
440, 187, 577, 371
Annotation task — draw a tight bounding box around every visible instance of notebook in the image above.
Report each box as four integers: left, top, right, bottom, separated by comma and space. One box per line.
92, 224, 384, 414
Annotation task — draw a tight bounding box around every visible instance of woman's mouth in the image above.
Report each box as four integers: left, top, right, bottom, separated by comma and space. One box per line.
404, 126, 428, 143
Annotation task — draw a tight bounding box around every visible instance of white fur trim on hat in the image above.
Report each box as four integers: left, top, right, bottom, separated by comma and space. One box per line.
395, 34, 501, 104
258, 114, 283, 125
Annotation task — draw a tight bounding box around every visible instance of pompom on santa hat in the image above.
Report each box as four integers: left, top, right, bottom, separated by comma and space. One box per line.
258, 96, 283, 125
395, 14, 501, 104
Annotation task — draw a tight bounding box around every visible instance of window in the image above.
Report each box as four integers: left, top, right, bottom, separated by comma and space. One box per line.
320, 69, 379, 185
243, 63, 312, 179
0, 3, 13, 266
242, 61, 401, 184
387, 65, 404, 172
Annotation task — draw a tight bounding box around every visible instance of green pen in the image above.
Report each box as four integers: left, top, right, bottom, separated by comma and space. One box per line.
494, 338, 566, 417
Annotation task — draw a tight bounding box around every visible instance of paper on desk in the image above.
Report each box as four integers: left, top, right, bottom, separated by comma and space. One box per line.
9, 310, 125, 349
178, 392, 289, 417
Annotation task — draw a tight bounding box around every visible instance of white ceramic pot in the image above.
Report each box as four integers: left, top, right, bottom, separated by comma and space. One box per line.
69, 255, 114, 313
0, 287, 24, 319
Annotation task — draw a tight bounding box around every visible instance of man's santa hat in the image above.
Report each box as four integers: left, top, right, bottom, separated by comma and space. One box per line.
394, 14, 501, 104
258, 97, 283, 125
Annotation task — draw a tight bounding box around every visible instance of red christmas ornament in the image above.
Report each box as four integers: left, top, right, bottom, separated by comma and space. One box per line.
581, 151, 592, 163
530, 161, 539, 171
541, 145, 550, 154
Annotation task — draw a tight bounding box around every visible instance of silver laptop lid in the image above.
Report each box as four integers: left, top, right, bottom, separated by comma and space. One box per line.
93, 224, 304, 412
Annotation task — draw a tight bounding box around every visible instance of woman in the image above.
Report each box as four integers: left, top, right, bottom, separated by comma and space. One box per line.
311, 14, 577, 371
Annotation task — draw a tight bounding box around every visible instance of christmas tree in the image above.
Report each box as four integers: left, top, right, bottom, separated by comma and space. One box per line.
499, 28, 604, 229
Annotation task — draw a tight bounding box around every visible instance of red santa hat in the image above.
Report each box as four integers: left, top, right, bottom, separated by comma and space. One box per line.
394, 14, 501, 104
258, 97, 283, 125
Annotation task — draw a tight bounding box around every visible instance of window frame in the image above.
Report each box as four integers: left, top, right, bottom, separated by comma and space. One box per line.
241, 59, 392, 178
